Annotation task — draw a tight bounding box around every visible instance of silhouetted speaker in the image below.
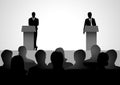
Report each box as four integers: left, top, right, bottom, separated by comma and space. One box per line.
84, 26, 99, 50
22, 26, 36, 50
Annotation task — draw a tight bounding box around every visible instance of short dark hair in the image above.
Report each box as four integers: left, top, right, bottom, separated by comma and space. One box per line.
88, 12, 92, 15
35, 50, 46, 64
32, 12, 35, 16
88, 12, 92, 18
1, 49, 12, 63
51, 51, 64, 69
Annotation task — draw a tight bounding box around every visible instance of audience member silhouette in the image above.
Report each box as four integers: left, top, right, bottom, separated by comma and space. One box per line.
83, 12, 96, 33
0, 46, 120, 80
106, 49, 120, 69
84, 45, 101, 70
11, 55, 27, 77
55, 47, 73, 69
55, 47, 65, 56
50, 51, 64, 71
0, 49, 12, 77
29, 50, 47, 72
70, 49, 87, 69
0, 49, 12, 69
97, 52, 109, 70
28, 50, 48, 77
18, 46, 36, 71
48, 47, 73, 69
86, 45, 101, 62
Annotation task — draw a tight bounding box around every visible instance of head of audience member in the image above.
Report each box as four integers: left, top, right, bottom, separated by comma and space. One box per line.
97, 52, 109, 70
74, 49, 86, 65
106, 49, 117, 69
35, 50, 46, 68
55, 47, 65, 56
91, 45, 101, 62
73, 49, 86, 69
51, 51, 64, 70
88, 12, 92, 19
18, 46, 27, 59
1, 49, 13, 69
11, 55, 25, 73
55, 47, 67, 61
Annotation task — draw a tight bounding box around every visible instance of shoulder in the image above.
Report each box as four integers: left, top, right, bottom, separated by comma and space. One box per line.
47, 63, 53, 69
48, 63, 52, 66
29, 18, 32, 20
12, 55, 22, 58
85, 18, 89, 21
92, 18, 95, 20
26, 59, 36, 64
0, 66, 4, 71
35, 18, 39, 20
63, 62, 73, 68
29, 65, 38, 70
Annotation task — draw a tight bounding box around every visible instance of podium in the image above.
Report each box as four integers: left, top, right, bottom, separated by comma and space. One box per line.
84, 26, 99, 50
22, 26, 36, 50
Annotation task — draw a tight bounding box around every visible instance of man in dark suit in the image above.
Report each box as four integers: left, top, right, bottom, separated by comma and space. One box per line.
29, 12, 39, 50
83, 12, 96, 34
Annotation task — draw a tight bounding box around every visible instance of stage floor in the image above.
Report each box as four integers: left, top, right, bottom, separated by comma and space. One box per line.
0, 50, 120, 66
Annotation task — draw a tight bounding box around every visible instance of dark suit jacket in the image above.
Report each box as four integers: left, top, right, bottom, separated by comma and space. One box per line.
84, 18, 96, 26
29, 18, 39, 30
83, 18, 96, 33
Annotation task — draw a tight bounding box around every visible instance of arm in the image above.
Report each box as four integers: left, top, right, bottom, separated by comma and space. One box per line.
36, 18, 39, 26
93, 18, 96, 26
28, 18, 30, 26
83, 19, 86, 34
35, 18, 39, 30
83, 27, 85, 34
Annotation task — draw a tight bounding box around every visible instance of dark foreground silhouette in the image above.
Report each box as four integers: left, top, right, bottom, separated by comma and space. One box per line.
0, 46, 120, 82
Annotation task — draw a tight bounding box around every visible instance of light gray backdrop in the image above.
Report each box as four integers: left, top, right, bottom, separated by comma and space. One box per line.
0, 0, 119, 50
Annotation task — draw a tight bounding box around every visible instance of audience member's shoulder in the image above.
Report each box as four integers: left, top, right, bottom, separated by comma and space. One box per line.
29, 65, 39, 72
83, 61, 97, 70
25, 58, 36, 65
84, 59, 93, 64
47, 63, 53, 69
0, 66, 10, 73
63, 62, 73, 69
29, 59, 36, 64
13, 55, 22, 57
